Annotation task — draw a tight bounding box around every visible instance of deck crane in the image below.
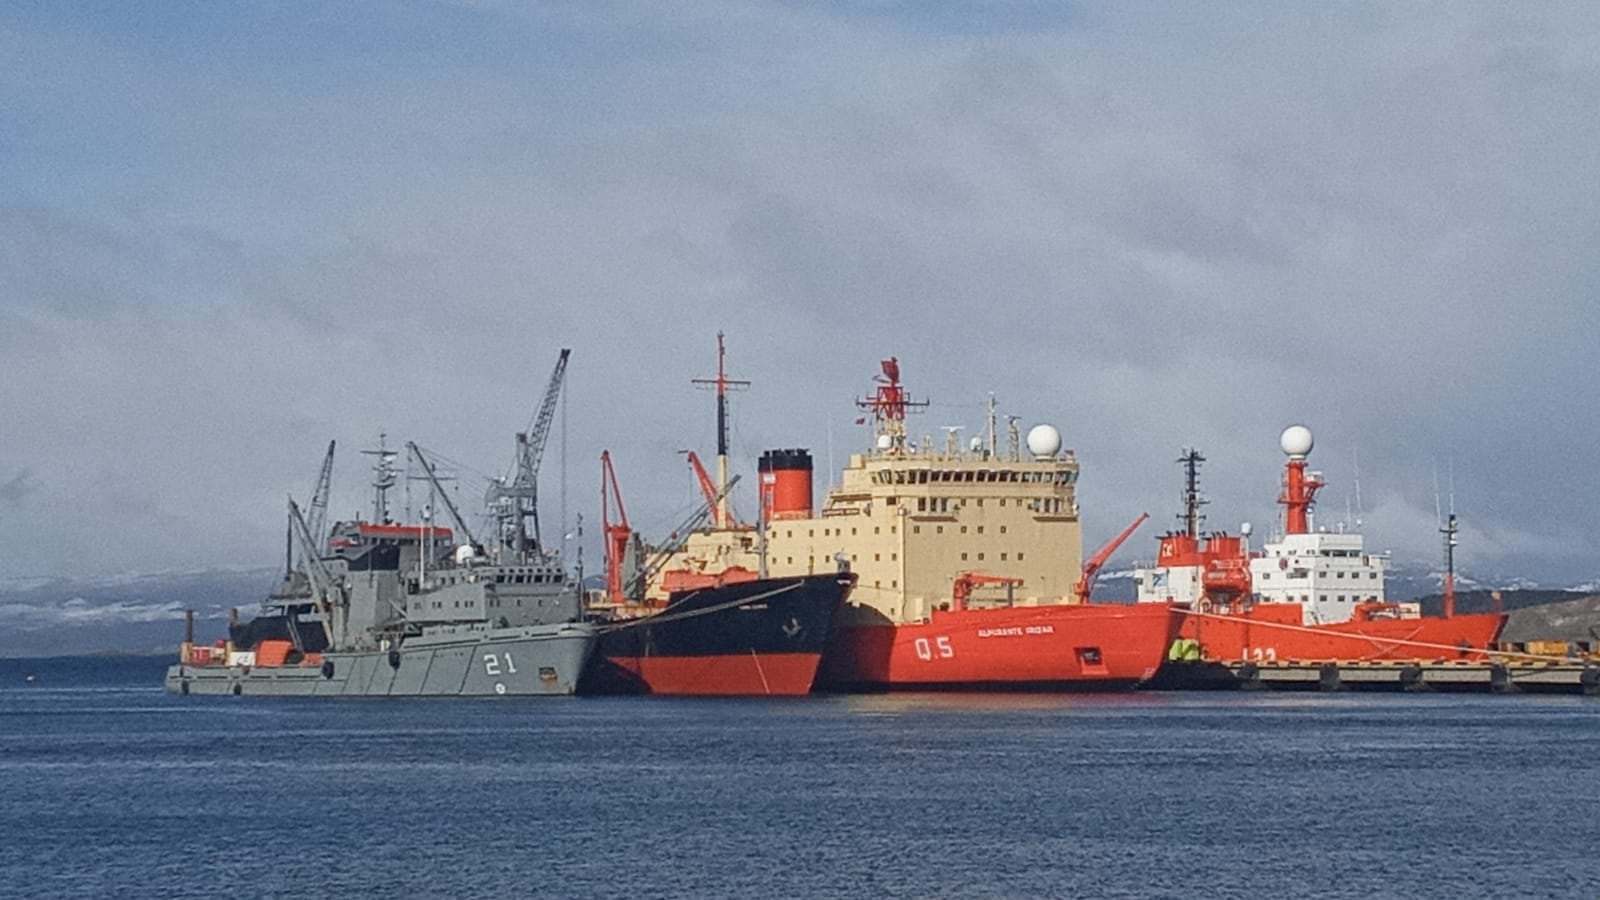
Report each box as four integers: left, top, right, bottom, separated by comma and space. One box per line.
287, 496, 343, 649
306, 440, 336, 551
951, 572, 1024, 611
681, 450, 730, 528
406, 442, 481, 554
487, 348, 570, 562
281, 439, 336, 593
600, 450, 632, 605
626, 474, 742, 603
1073, 512, 1150, 602
601, 449, 741, 605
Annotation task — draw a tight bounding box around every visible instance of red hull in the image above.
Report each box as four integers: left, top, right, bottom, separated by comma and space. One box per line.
602, 652, 824, 696
1182, 605, 1507, 662
819, 602, 1181, 691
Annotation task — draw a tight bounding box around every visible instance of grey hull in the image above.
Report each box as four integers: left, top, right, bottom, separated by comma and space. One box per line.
164, 623, 595, 697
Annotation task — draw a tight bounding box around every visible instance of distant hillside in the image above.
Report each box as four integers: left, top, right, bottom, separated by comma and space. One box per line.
0, 569, 278, 658
1409, 589, 1594, 618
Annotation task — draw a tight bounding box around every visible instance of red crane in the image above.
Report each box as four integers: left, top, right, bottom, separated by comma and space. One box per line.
600, 451, 632, 606
1073, 512, 1150, 602
951, 571, 1024, 612
681, 450, 725, 528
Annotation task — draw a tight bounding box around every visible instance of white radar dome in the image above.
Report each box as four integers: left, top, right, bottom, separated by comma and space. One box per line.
1280, 424, 1314, 459
876, 433, 893, 451
1026, 424, 1062, 459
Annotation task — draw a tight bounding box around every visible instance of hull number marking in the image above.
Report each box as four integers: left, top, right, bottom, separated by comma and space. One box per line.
913, 636, 955, 661
483, 653, 518, 676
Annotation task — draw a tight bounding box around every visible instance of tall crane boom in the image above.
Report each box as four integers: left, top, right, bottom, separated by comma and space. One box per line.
287, 496, 341, 649
306, 440, 336, 550
681, 450, 726, 528
407, 442, 480, 552
488, 348, 570, 560
1074, 512, 1149, 602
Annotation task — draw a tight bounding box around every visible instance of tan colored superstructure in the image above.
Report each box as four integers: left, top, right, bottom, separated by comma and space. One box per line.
654, 436, 1084, 629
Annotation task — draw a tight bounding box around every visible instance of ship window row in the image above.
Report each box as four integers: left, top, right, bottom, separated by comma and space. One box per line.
910, 524, 1011, 536
874, 469, 1077, 485
1260, 571, 1378, 582
801, 525, 903, 538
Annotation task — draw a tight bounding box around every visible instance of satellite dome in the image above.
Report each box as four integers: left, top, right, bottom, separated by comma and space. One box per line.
1026, 424, 1062, 459
1280, 424, 1314, 459
876, 433, 893, 451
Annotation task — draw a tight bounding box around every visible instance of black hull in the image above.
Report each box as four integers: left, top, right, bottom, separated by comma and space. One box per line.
581, 573, 854, 695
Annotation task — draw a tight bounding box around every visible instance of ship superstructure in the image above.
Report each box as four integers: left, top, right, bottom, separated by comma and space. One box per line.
1135, 430, 1393, 626
648, 345, 1177, 691
1133, 426, 1504, 663
661, 356, 1084, 622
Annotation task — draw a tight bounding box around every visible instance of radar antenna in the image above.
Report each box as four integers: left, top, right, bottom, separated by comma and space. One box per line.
858, 356, 928, 455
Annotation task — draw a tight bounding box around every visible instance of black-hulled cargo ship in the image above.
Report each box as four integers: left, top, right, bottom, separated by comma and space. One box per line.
582, 571, 855, 696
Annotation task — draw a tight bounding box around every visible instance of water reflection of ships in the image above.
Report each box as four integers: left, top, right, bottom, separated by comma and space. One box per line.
1133, 426, 1505, 666
641, 340, 1179, 692
165, 351, 596, 697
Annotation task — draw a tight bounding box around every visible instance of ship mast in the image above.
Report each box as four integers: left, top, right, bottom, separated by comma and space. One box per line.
1277, 425, 1323, 535
1438, 461, 1457, 618
692, 332, 749, 528
361, 434, 398, 524
1178, 449, 1207, 539
857, 357, 927, 455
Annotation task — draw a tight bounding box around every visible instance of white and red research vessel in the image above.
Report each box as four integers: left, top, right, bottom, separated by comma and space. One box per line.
1133, 426, 1505, 662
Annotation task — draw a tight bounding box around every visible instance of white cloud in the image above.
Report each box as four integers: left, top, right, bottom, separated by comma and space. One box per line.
2, 3, 1597, 581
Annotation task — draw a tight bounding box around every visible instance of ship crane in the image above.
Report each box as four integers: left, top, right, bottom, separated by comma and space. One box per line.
488, 348, 570, 562
1074, 512, 1150, 603
306, 440, 336, 550
600, 450, 632, 606
952, 571, 1024, 612
406, 442, 481, 553
282, 439, 337, 588
682, 450, 734, 528
287, 496, 343, 649
602, 449, 741, 605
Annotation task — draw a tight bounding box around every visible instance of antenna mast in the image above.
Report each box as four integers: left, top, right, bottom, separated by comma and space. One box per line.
361, 434, 398, 524
691, 332, 750, 529
1179, 449, 1207, 539
1440, 459, 1457, 618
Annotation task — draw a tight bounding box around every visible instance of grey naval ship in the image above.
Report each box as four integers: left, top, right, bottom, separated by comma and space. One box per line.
165, 355, 596, 698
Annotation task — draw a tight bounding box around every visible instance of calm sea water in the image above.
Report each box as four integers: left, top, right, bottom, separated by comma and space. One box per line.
0, 657, 1595, 899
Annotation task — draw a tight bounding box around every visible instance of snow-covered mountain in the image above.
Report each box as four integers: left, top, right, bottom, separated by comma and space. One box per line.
0, 568, 279, 658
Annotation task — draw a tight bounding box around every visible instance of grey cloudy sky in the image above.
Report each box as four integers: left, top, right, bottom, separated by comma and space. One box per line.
3, 2, 1597, 585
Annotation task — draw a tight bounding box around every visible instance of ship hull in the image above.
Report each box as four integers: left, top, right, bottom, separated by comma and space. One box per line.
1180, 605, 1507, 662
163, 623, 596, 697
817, 601, 1180, 692
584, 573, 853, 696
